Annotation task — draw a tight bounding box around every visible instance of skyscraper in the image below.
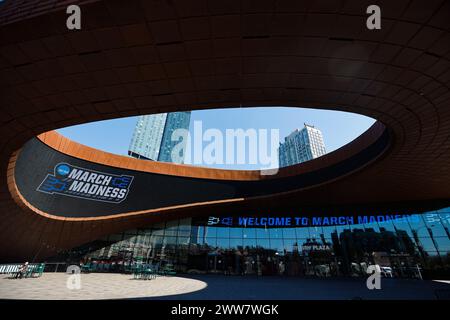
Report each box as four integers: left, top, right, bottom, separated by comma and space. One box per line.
158, 112, 191, 163
278, 124, 326, 168
128, 112, 191, 163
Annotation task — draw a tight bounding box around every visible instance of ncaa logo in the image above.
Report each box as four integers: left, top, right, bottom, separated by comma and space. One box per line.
56, 164, 70, 176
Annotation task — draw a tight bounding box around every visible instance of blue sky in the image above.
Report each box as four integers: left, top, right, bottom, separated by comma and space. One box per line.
57, 107, 375, 170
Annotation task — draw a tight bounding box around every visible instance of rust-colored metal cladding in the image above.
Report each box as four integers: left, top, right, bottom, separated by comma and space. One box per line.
0, 0, 449, 262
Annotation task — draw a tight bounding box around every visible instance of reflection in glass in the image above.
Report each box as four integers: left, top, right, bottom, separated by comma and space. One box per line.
309, 226, 322, 239
205, 226, 217, 238
282, 228, 296, 238
243, 238, 257, 249
216, 238, 230, 250
243, 228, 256, 239
205, 236, 216, 247
283, 239, 298, 253
256, 228, 270, 239
229, 228, 243, 238
270, 239, 284, 253
68, 207, 450, 279
230, 238, 243, 249
415, 237, 437, 252
216, 227, 230, 238
269, 228, 283, 239
296, 228, 310, 239
257, 238, 270, 249
435, 238, 450, 251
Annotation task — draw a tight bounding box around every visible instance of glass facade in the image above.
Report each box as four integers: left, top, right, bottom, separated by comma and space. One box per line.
69, 208, 450, 279
128, 113, 168, 161
128, 112, 191, 163
279, 124, 327, 168
158, 111, 191, 163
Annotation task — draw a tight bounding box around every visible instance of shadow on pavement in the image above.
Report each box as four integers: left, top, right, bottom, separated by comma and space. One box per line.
135, 275, 450, 300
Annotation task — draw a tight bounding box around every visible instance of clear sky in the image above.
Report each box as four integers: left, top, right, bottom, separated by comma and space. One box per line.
57, 107, 375, 170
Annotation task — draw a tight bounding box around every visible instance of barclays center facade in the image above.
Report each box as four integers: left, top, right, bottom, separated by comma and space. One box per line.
58, 208, 450, 279
1, 0, 450, 283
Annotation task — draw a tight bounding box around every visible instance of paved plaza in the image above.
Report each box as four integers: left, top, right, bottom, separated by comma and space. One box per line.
0, 273, 449, 300
0, 273, 207, 300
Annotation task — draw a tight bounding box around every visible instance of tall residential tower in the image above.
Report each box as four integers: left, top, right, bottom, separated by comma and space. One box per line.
128, 112, 191, 163
278, 124, 326, 168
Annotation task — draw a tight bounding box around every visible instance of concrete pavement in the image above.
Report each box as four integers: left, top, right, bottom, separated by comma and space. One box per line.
0, 273, 449, 300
